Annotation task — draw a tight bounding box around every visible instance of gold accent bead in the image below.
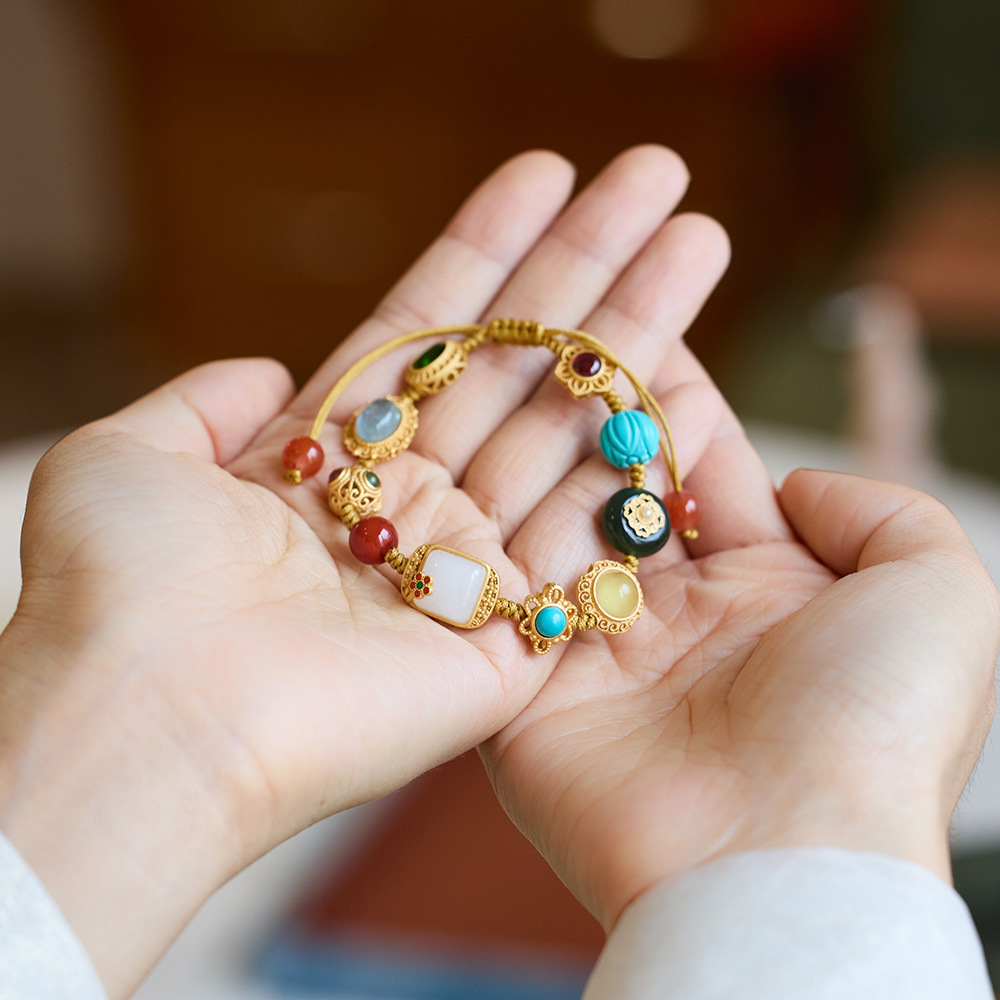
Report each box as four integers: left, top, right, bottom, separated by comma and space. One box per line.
283, 468, 303, 485
628, 464, 646, 489
328, 465, 383, 520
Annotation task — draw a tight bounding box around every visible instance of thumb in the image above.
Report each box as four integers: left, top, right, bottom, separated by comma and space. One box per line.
91, 358, 295, 465
779, 466, 999, 672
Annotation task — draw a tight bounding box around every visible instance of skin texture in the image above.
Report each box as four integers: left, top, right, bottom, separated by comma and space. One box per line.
0, 146, 996, 997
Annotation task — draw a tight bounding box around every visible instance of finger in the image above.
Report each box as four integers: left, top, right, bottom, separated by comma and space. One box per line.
650, 341, 795, 553
409, 145, 694, 477
290, 150, 578, 422
778, 468, 999, 782
780, 468, 998, 583
85, 358, 295, 465
461, 211, 729, 539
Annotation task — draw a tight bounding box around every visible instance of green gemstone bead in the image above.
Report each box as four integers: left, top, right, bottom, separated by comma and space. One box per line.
601, 488, 670, 557
364, 470, 381, 489
412, 343, 446, 370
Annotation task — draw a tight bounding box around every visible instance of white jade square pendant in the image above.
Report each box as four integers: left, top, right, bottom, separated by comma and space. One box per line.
401, 544, 499, 628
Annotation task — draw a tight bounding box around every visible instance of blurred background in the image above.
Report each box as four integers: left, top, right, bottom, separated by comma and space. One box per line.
2, 0, 999, 996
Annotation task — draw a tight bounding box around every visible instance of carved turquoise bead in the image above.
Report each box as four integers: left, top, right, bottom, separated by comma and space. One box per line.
599, 410, 659, 468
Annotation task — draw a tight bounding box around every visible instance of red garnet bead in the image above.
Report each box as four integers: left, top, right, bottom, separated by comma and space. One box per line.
349, 517, 398, 564
571, 351, 603, 378
282, 437, 324, 478
665, 490, 702, 532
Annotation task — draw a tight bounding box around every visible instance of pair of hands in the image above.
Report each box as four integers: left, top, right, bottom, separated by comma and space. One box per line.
0, 146, 996, 998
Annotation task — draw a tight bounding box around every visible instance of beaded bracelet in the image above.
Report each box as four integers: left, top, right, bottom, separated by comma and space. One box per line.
281, 319, 701, 654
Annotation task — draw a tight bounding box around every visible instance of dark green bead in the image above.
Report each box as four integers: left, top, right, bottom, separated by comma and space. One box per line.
412, 343, 446, 370
364, 470, 381, 489
601, 488, 670, 558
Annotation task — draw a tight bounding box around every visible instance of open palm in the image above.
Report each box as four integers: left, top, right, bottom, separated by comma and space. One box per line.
7, 146, 996, 996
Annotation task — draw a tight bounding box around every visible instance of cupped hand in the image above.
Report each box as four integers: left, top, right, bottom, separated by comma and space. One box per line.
0, 145, 731, 994
483, 395, 1000, 932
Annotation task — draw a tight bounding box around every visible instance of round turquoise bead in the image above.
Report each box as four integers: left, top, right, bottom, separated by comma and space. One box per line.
355, 398, 402, 443
534, 604, 568, 639
602, 487, 670, 557
599, 410, 659, 468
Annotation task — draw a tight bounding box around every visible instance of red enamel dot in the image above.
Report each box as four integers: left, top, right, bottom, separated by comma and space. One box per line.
282, 437, 324, 478
571, 351, 603, 378
349, 517, 398, 564
665, 490, 702, 532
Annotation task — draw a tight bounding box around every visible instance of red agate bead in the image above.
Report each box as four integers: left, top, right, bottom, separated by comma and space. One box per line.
349, 516, 398, 564
665, 490, 702, 532
282, 437, 324, 478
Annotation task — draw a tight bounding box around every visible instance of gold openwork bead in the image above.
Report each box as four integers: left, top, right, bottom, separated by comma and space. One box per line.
404, 341, 469, 397
328, 465, 383, 519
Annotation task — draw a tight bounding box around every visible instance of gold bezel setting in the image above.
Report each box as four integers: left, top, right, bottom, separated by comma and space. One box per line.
404, 340, 469, 397
554, 345, 617, 399
577, 560, 644, 633
344, 394, 419, 463
518, 583, 577, 654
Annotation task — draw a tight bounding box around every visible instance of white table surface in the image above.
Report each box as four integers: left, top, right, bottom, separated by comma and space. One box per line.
0, 423, 997, 999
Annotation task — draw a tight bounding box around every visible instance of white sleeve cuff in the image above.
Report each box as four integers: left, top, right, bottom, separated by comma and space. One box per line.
0, 830, 107, 1000
583, 848, 993, 1000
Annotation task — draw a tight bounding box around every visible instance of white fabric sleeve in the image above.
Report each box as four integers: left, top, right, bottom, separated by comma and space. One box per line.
0, 830, 107, 1000
582, 848, 993, 1000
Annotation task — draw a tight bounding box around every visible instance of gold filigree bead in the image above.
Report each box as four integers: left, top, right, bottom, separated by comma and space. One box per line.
344, 394, 419, 463
577, 560, 644, 633
404, 341, 469, 397
518, 583, 577, 654
328, 465, 383, 519
553, 345, 617, 399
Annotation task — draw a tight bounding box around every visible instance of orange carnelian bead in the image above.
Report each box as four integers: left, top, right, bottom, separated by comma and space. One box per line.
665, 490, 702, 532
349, 517, 398, 564
282, 437, 324, 479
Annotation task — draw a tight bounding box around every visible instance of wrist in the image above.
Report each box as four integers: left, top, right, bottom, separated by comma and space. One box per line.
0, 607, 245, 998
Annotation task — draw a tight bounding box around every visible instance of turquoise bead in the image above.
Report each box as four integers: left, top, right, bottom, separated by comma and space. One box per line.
599, 410, 659, 468
355, 398, 402, 443
534, 604, 568, 639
